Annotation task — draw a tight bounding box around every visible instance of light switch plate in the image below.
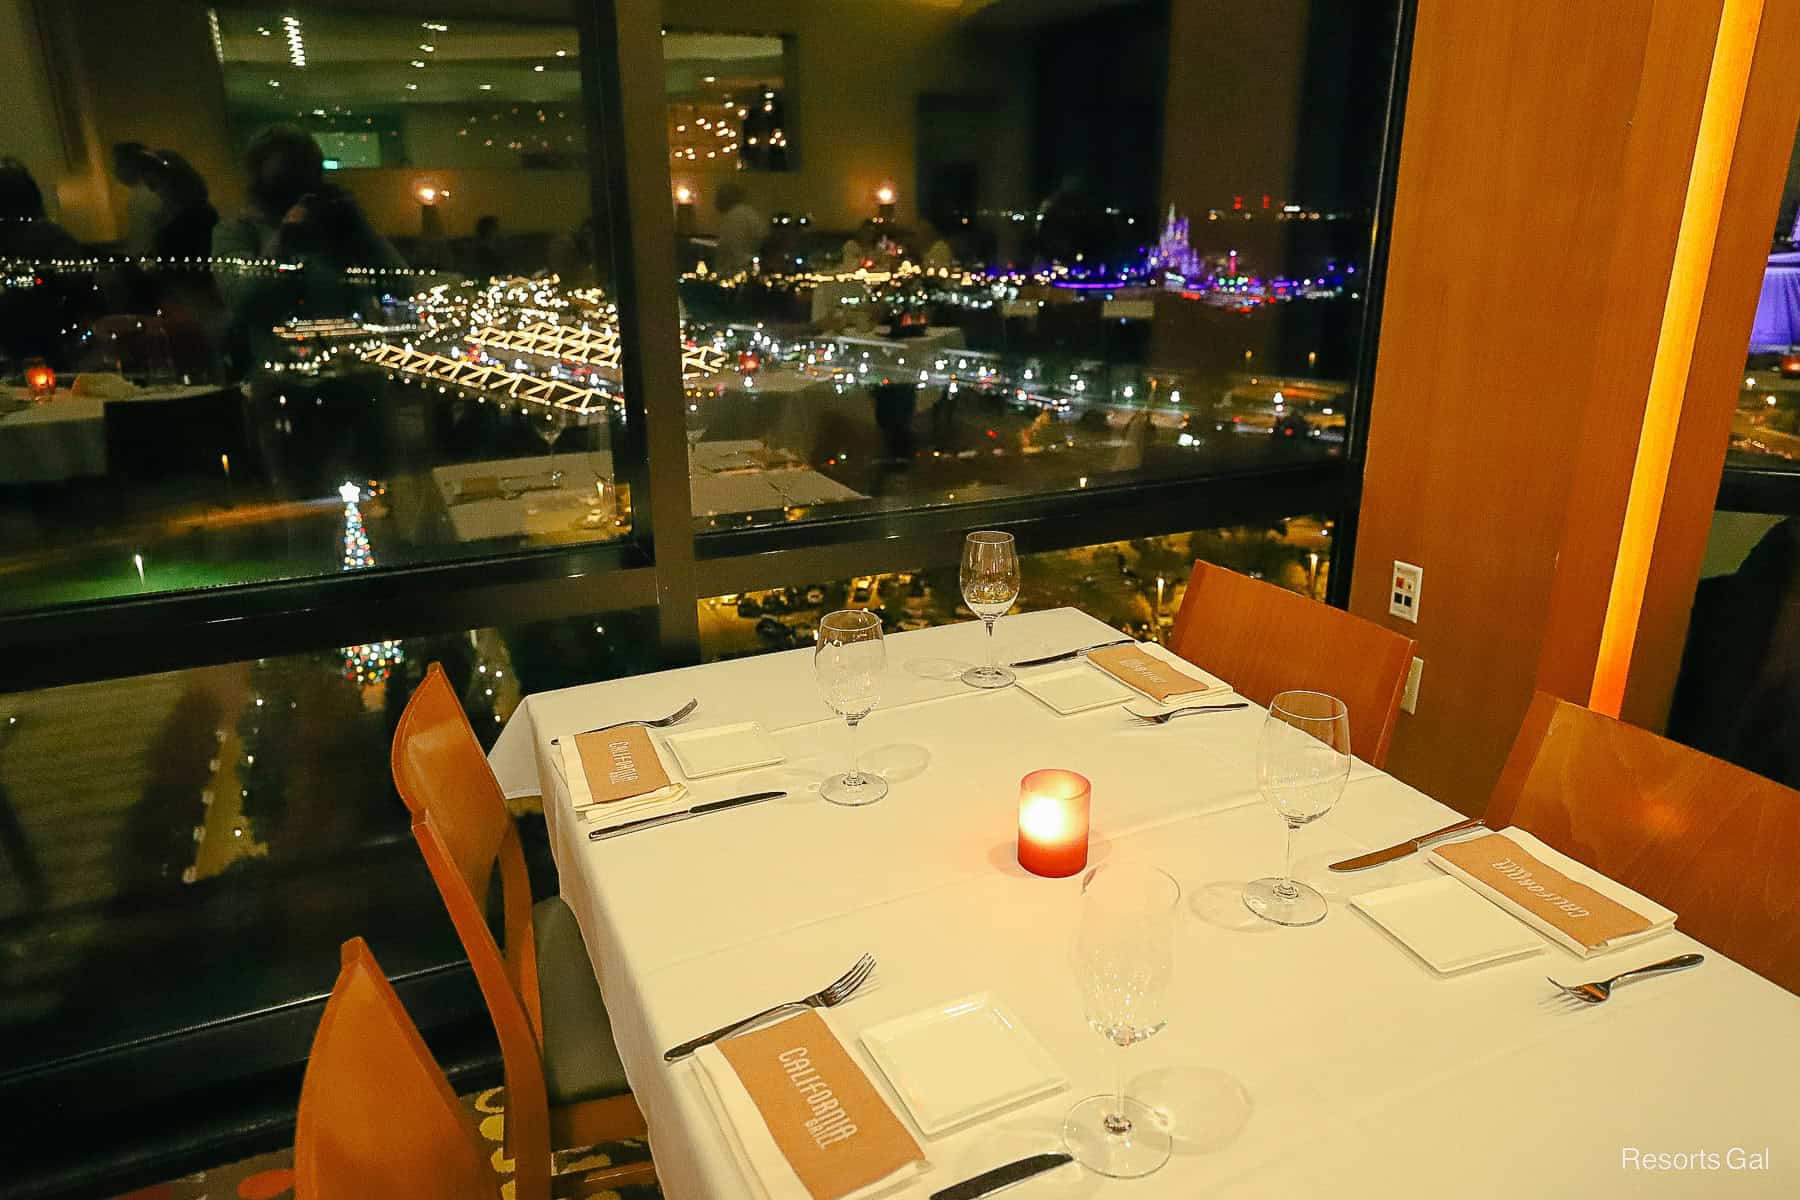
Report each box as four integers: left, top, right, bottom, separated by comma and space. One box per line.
1390, 561, 1422, 622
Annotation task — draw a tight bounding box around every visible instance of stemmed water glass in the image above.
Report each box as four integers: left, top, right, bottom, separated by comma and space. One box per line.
1242, 690, 1351, 926
1063, 862, 1180, 1178
814, 609, 888, 806
959, 530, 1020, 689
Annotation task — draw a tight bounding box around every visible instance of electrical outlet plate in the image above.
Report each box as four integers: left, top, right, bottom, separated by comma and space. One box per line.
1390, 561, 1422, 622
1401, 657, 1423, 714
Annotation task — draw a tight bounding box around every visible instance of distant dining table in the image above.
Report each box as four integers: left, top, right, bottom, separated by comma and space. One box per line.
489, 608, 1800, 1198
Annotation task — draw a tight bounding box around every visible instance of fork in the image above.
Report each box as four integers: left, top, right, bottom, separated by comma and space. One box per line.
1547, 952, 1704, 1004
1128, 701, 1250, 725
554, 698, 699, 743
663, 953, 876, 1061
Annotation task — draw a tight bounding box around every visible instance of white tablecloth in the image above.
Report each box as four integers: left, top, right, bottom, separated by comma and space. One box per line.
491, 608, 1800, 1198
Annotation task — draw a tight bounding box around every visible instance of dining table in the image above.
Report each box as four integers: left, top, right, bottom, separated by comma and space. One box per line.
488, 606, 1800, 1198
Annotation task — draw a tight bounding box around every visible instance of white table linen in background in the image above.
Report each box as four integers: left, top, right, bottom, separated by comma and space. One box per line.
490, 609, 1800, 1198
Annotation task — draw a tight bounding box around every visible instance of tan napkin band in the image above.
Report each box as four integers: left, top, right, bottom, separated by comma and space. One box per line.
573, 725, 672, 806
717, 1010, 923, 1200
1086, 644, 1217, 702
1434, 833, 1651, 950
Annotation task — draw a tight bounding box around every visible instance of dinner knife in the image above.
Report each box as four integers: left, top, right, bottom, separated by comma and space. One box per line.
930, 1152, 1075, 1200
588, 790, 786, 842
1009, 638, 1134, 668
1327, 816, 1485, 872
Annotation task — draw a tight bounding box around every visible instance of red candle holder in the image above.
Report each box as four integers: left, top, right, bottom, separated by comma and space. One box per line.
1018, 769, 1091, 878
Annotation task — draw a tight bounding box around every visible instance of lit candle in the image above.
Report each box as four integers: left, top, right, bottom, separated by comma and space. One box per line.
1017, 769, 1091, 878
24, 359, 54, 399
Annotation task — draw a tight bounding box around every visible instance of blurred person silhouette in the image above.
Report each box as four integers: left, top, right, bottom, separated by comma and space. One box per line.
839, 219, 885, 272
914, 216, 955, 270
0, 157, 84, 369
1037, 170, 1105, 266
712, 181, 764, 276
469, 213, 506, 280
0, 157, 78, 259
112, 141, 161, 255
546, 214, 596, 284
213, 125, 404, 375
142, 150, 218, 261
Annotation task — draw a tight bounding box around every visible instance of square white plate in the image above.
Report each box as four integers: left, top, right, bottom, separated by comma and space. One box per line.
663, 722, 786, 779
1015, 665, 1134, 715
1351, 875, 1546, 975
859, 993, 1066, 1137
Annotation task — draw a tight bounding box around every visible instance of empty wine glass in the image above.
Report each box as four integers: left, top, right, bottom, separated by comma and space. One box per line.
814, 609, 888, 806
1063, 862, 1180, 1178
1243, 690, 1351, 926
960, 530, 1020, 689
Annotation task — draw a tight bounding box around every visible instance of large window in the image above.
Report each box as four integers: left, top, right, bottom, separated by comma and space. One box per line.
1, 2, 633, 619
666, 0, 1398, 530
1666, 117, 1800, 789
0, 0, 1407, 1193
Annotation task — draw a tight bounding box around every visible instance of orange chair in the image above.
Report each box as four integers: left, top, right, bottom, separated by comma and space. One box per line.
296, 938, 496, 1199
392, 664, 654, 1200
1167, 560, 1416, 766
1487, 692, 1800, 995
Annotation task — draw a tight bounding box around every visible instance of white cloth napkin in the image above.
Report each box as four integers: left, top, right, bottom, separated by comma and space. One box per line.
555, 738, 686, 824
693, 1036, 928, 1200
1427, 826, 1677, 957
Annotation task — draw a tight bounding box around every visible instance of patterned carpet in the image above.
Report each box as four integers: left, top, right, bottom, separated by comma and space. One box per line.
109, 1087, 660, 1200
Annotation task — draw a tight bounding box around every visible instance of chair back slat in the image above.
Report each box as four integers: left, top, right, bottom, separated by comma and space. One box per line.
296, 938, 496, 1199
1167, 560, 1415, 766
1490, 692, 1800, 994
392, 663, 553, 1200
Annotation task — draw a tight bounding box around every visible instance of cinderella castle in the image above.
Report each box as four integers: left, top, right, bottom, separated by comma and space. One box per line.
1146, 205, 1203, 282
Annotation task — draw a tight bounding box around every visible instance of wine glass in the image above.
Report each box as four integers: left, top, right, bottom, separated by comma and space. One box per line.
1242, 690, 1351, 926
959, 530, 1020, 689
814, 609, 888, 806
1063, 862, 1180, 1178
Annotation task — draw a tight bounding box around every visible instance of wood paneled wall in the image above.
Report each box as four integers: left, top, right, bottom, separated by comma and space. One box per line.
1349, 0, 1800, 812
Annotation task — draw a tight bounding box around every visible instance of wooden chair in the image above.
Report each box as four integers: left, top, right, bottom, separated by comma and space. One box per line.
392, 663, 655, 1199
1488, 692, 1800, 995
1167, 560, 1416, 766
296, 938, 496, 1199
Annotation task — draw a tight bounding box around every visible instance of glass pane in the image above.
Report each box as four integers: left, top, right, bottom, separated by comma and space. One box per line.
1736, 121, 1800, 468
664, 2, 1399, 532
1665, 512, 1797, 789
697, 517, 1335, 661
0, 608, 659, 1076
0, 3, 633, 616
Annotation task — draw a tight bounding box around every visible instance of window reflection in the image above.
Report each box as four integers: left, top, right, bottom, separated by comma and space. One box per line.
697, 517, 1334, 661
669, 1, 1397, 530
0, 3, 635, 616
1735, 123, 1800, 467
0, 608, 660, 1075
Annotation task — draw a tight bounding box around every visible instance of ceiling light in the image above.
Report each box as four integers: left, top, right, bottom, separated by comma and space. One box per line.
479, 83, 494, 90
533, 64, 546, 72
